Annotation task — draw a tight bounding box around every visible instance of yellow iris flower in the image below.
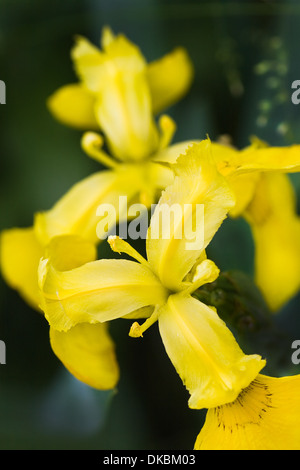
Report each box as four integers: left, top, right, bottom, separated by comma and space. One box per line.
0, 27, 195, 390
157, 137, 300, 311
47, 27, 194, 160
38, 141, 265, 409
195, 373, 300, 450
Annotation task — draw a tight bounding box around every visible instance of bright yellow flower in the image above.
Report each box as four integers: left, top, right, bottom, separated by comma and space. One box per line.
45, 26, 195, 215
198, 138, 300, 312
47, 26, 194, 161
26, 26, 196, 263
38, 141, 265, 409
195, 373, 300, 450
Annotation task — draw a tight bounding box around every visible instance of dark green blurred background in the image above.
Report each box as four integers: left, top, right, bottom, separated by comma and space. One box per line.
1, 0, 300, 450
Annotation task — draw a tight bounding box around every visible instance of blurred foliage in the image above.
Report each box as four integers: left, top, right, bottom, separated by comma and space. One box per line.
0, 0, 300, 449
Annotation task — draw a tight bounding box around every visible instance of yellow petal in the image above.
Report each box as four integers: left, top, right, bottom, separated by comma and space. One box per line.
34, 168, 140, 246
50, 322, 119, 390
158, 293, 265, 409
100, 26, 115, 49
71, 35, 105, 93
143, 140, 199, 203
210, 140, 300, 176
0, 227, 44, 310
94, 91, 158, 162
47, 84, 98, 130
245, 173, 300, 311
226, 171, 261, 217
238, 143, 300, 174
44, 234, 97, 271
207, 142, 261, 217
38, 257, 168, 331
147, 47, 194, 115
144, 161, 174, 198
195, 374, 300, 450
209, 142, 241, 176
146, 140, 235, 291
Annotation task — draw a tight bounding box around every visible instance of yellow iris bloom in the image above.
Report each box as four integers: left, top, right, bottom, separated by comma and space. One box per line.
195, 373, 300, 450
47, 26, 194, 161
44, 26, 195, 215
38, 141, 265, 409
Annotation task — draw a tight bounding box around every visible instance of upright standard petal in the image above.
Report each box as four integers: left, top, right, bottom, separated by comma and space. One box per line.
195, 374, 300, 450
147, 141, 235, 291
245, 172, 300, 311
50, 322, 119, 390
39, 257, 168, 331
158, 293, 265, 410
71, 35, 105, 93
72, 32, 159, 161
0, 227, 44, 310
147, 47, 194, 115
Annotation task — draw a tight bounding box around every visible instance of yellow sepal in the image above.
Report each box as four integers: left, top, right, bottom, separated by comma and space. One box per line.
245, 172, 300, 311
195, 374, 300, 450
50, 322, 119, 390
0, 227, 44, 310
158, 293, 265, 409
